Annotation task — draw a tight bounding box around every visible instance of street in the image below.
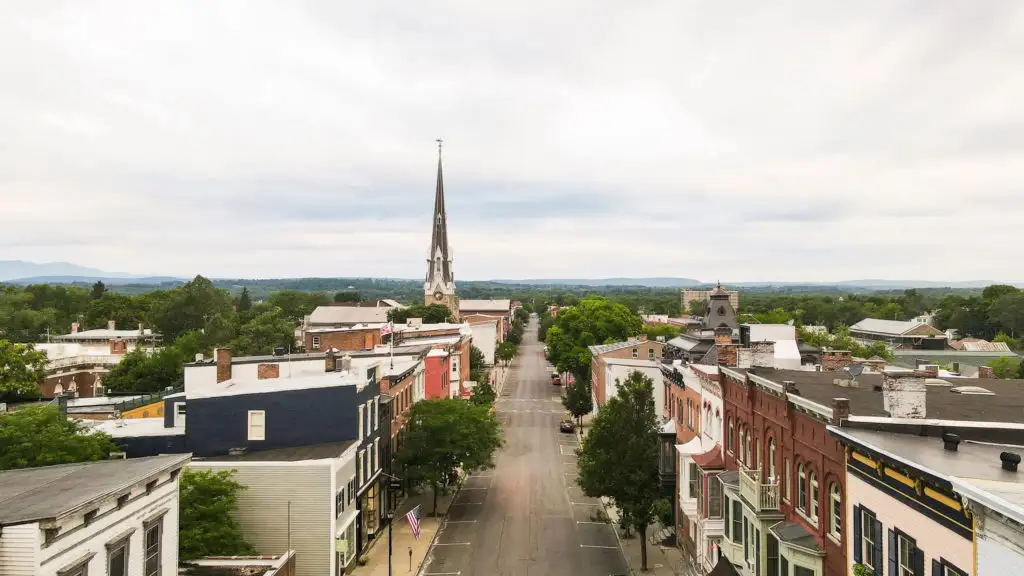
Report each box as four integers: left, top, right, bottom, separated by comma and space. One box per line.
418, 315, 629, 576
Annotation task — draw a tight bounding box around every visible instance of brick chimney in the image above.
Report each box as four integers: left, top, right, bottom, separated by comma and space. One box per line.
325, 348, 337, 372
822, 350, 852, 372
714, 327, 738, 367
882, 369, 927, 419
107, 320, 116, 331
215, 348, 233, 383
978, 366, 995, 379
831, 398, 850, 425
751, 342, 774, 368
71, 322, 79, 334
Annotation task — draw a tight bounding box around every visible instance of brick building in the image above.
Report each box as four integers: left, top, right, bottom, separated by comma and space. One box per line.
589, 339, 665, 408
37, 321, 161, 398
305, 324, 383, 352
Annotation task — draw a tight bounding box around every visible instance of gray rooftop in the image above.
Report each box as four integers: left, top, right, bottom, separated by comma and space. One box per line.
770, 521, 824, 554
740, 368, 1024, 423
588, 339, 654, 357
0, 454, 190, 526
830, 428, 1024, 486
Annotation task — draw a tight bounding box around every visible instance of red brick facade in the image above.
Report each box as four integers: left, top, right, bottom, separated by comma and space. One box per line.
256, 363, 280, 380
305, 328, 381, 352
721, 370, 846, 576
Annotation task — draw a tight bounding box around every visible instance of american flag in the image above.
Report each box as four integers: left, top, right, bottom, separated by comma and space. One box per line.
407, 505, 422, 540
380, 322, 393, 336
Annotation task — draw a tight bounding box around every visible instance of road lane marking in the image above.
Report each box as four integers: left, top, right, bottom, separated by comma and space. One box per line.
576, 521, 610, 525
460, 487, 488, 490
433, 542, 471, 546
444, 520, 477, 524
580, 544, 619, 549
450, 502, 484, 505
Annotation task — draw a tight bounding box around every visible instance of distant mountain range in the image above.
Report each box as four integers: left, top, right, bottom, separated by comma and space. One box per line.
1, 261, 1020, 289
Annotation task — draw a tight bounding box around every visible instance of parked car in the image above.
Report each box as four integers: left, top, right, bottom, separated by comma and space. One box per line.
559, 419, 575, 433
551, 371, 562, 386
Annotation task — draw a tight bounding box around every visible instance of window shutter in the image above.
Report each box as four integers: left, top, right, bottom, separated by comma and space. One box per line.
852, 505, 862, 564
872, 519, 883, 570
724, 497, 731, 540
913, 548, 925, 576
932, 560, 941, 576
887, 530, 897, 576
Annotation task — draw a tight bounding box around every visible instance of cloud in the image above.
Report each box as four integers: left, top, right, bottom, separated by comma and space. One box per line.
0, 1, 1022, 282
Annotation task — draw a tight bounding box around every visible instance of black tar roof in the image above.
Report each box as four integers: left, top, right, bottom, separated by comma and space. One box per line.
737, 368, 1024, 423
195, 441, 357, 462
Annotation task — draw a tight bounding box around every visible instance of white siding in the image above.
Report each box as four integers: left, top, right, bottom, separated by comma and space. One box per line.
0, 523, 38, 576
191, 463, 331, 576
468, 321, 497, 366
36, 471, 180, 576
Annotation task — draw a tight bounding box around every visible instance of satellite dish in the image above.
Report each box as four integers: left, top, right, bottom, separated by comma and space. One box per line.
847, 364, 865, 377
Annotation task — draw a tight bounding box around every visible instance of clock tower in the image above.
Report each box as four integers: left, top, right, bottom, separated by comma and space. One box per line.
424, 140, 460, 320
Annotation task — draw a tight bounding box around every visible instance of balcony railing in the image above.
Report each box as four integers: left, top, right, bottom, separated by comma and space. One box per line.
739, 467, 780, 512
47, 354, 125, 371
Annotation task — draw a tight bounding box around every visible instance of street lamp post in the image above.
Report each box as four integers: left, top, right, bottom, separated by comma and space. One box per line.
382, 473, 403, 576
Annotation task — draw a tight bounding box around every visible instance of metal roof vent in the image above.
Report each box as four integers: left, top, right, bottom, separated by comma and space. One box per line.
1001, 452, 1020, 472
942, 432, 961, 452
950, 386, 995, 395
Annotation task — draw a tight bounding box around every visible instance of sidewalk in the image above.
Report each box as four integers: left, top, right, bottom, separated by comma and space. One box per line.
349, 485, 460, 576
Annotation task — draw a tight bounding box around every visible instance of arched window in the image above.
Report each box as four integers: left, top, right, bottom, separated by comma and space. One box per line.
745, 432, 752, 466
738, 427, 746, 463
728, 419, 734, 454
829, 483, 842, 538
809, 472, 820, 524
797, 463, 807, 512
784, 458, 791, 501
768, 439, 777, 483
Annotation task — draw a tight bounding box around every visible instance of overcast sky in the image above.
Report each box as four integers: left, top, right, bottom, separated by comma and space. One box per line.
1, 1, 1022, 282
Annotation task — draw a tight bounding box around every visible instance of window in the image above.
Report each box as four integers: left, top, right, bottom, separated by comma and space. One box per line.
794, 567, 814, 576
358, 405, 364, 441
359, 450, 366, 484
173, 402, 186, 427
247, 410, 266, 441
809, 472, 819, 524
84, 510, 97, 525
108, 537, 129, 576
648, 348, 655, 360
731, 499, 742, 544
768, 438, 777, 482
312, 335, 321, 350
727, 419, 734, 453
708, 475, 723, 517
373, 397, 380, 431
829, 483, 841, 539
753, 438, 760, 470
897, 532, 915, 576
767, 534, 779, 576
144, 519, 162, 576
724, 495, 731, 539
797, 463, 807, 511
937, 560, 967, 576
336, 488, 345, 516
632, 348, 638, 359
58, 560, 89, 576
688, 462, 699, 499
365, 401, 372, 436
784, 458, 791, 501
856, 506, 882, 570
745, 432, 752, 466
781, 557, 789, 576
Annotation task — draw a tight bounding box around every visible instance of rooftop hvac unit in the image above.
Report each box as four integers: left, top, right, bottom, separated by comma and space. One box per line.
109, 451, 126, 459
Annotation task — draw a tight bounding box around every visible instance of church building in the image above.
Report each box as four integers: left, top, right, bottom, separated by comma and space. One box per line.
424, 141, 461, 321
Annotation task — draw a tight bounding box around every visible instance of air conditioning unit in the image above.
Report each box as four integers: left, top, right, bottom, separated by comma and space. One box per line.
109, 452, 127, 459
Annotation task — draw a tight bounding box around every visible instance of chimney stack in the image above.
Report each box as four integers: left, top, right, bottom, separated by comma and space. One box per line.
714, 327, 738, 367
1001, 452, 1020, 472
71, 322, 80, 334
783, 381, 799, 396
107, 320, 116, 331
942, 432, 961, 452
978, 366, 995, 379
326, 349, 337, 372
882, 369, 927, 419
340, 353, 353, 372
831, 398, 850, 425
215, 348, 233, 383
822, 350, 852, 372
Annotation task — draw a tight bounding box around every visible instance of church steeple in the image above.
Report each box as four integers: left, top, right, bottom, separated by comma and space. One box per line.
424, 140, 459, 317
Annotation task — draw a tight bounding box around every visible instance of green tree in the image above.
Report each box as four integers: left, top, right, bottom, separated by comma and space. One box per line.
987, 356, 1022, 379
469, 381, 496, 406
470, 345, 487, 371
103, 346, 186, 394
236, 287, 252, 313
562, 379, 593, 426
148, 276, 235, 341
267, 290, 329, 323
396, 399, 503, 514
545, 297, 642, 383
179, 469, 256, 560
496, 342, 518, 366
688, 299, 710, 317
642, 323, 680, 342
513, 307, 529, 324
0, 405, 117, 470
334, 291, 361, 303
89, 281, 107, 300
84, 293, 146, 331
993, 332, 1020, 351
991, 293, 1024, 338
0, 340, 47, 399
230, 307, 296, 356
388, 304, 454, 324
576, 370, 661, 571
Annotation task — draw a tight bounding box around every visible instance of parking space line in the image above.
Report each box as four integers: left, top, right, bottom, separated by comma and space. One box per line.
451, 502, 484, 505
444, 520, 477, 524
580, 544, 618, 549
433, 542, 471, 546
570, 502, 602, 506
576, 521, 609, 525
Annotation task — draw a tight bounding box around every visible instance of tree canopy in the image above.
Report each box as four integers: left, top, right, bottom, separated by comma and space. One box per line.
179, 469, 256, 560
388, 303, 454, 324
0, 405, 117, 470
0, 340, 47, 400
544, 297, 642, 382
469, 381, 497, 407
576, 370, 661, 571
396, 399, 503, 514
562, 378, 593, 426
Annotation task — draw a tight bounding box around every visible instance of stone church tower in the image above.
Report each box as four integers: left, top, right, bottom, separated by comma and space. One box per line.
424, 141, 460, 320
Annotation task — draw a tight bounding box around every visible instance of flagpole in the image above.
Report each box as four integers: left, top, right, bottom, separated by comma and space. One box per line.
389, 321, 395, 369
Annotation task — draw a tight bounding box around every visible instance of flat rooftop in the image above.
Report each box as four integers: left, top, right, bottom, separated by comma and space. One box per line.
194, 441, 356, 462
735, 368, 1024, 423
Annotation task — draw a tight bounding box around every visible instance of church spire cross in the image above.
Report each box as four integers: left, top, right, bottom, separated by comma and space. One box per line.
426, 139, 454, 289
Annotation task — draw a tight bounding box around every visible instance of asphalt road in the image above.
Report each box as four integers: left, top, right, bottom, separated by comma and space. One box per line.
419, 314, 629, 576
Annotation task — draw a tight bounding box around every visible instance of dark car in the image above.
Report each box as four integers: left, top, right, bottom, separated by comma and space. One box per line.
559, 419, 575, 433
